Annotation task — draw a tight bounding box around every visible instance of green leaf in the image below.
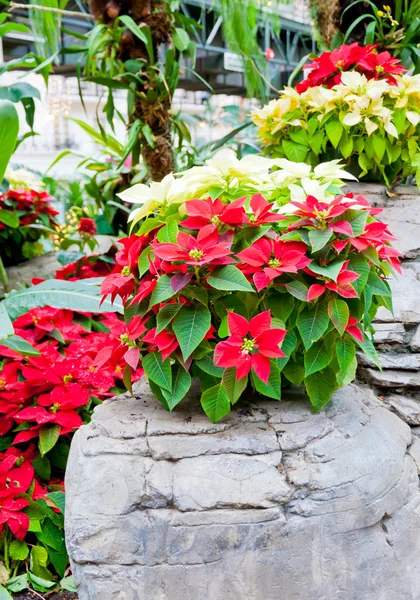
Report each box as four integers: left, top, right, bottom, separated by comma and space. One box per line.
0, 304, 13, 339
143, 352, 172, 392
138, 246, 153, 277
0, 209, 19, 228
196, 355, 224, 378
339, 133, 353, 158
0, 587, 12, 600
285, 280, 308, 301
200, 383, 231, 423
149, 275, 175, 308
208, 265, 254, 292
336, 338, 357, 385
35, 518, 64, 551
0, 334, 39, 356
326, 119, 343, 148
117, 16, 154, 61
139, 217, 163, 235
161, 363, 191, 410
341, 209, 368, 237
266, 293, 294, 322
309, 260, 346, 282
173, 304, 211, 360
297, 304, 330, 350
347, 254, 370, 297
47, 491, 65, 514
355, 335, 381, 369
222, 368, 247, 404
372, 135, 386, 162
4, 280, 123, 320
304, 342, 333, 376
9, 540, 29, 561
366, 272, 392, 297
282, 139, 308, 162
156, 303, 182, 333
308, 227, 333, 252
275, 330, 297, 371
6, 574, 28, 593
33, 455, 51, 482
0, 100, 19, 182
251, 361, 281, 400
157, 221, 178, 244
305, 366, 337, 411
173, 27, 190, 51
28, 573, 55, 589
60, 576, 77, 592
283, 363, 305, 386
39, 424, 61, 456
328, 298, 349, 335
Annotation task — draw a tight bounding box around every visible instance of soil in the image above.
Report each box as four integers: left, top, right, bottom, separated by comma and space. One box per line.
14, 592, 77, 600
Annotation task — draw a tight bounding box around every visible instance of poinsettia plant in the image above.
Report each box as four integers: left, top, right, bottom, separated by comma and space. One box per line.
0, 188, 59, 268
99, 190, 399, 422
252, 44, 420, 186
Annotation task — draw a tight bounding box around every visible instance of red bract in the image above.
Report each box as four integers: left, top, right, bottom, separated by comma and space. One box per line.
345, 317, 364, 343
78, 217, 97, 235
153, 228, 232, 266
350, 222, 397, 251
0, 498, 30, 540
214, 311, 286, 382
246, 194, 286, 226
237, 237, 311, 291
181, 197, 247, 230
307, 261, 360, 300
296, 43, 405, 92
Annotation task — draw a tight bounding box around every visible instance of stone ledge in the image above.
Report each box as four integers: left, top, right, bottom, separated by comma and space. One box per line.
65, 381, 420, 600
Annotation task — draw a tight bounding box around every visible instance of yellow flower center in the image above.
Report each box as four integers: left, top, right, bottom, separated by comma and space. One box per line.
241, 338, 255, 353
121, 266, 131, 276
189, 248, 204, 261
269, 258, 281, 268
211, 215, 220, 225
63, 374, 73, 384
51, 403, 60, 414
0, 379, 5, 390
120, 333, 130, 344
115, 365, 122, 373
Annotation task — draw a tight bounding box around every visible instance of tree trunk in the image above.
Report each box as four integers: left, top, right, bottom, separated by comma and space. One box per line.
89, 0, 175, 181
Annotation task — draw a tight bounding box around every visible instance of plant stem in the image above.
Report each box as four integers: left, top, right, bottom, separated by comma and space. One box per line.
8, 2, 93, 20
3, 528, 10, 573
0, 256, 9, 293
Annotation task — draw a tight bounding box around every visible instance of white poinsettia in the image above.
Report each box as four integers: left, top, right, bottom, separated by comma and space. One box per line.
118, 174, 186, 223
177, 149, 274, 197
313, 160, 357, 181
5, 167, 45, 192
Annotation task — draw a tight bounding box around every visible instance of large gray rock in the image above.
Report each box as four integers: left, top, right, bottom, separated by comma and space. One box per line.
66, 381, 420, 600
375, 263, 420, 324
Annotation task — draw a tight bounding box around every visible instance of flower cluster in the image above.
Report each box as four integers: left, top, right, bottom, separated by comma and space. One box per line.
0, 188, 59, 266
117, 149, 356, 223
296, 43, 405, 92
252, 66, 420, 186
100, 190, 399, 422
0, 257, 140, 584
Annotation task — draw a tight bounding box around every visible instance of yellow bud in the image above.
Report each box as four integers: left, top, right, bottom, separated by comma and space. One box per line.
377, 10, 384, 16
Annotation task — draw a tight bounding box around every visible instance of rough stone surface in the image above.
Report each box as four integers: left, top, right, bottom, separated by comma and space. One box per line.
359, 367, 420, 389
410, 325, 420, 352
373, 322, 406, 345
66, 380, 420, 600
375, 263, 420, 323
383, 394, 420, 425
357, 351, 420, 370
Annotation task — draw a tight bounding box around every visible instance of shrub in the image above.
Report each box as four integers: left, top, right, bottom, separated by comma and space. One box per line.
0, 256, 141, 593
0, 188, 59, 267
252, 49, 420, 186
99, 190, 399, 423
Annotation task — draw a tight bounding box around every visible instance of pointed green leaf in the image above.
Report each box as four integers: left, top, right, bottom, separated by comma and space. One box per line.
200, 383, 231, 423
283, 363, 305, 386
0, 100, 19, 182
275, 330, 297, 371
366, 272, 392, 297
156, 303, 183, 333
208, 265, 254, 292
138, 246, 154, 277
266, 293, 295, 322
282, 139, 308, 162
157, 221, 178, 243
326, 119, 343, 148
222, 369, 247, 404
173, 304, 211, 360
196, 355, 224, 378
336, 338, 357, 386
143, 352, 172, 391
308, 227, 333, 252
304, 342, 333, 376
39, 424, 61, 456
355, 334, 381, 369
328, 298, 349, 335
285, 280, 308, 301
0, 209, 19, 228
297, 304, 330, 350
347, 254, 370, 297
309, 260, 346, 283
0, 334, 41, 356
0, 304, 14, 339
149, 275, 175, 308
251, 361, 281, 400
162, 364, 191, 410
305, 366, 337, 411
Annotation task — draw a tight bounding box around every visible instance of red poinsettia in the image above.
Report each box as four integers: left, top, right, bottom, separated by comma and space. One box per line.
296, 43, 405, 92
181, 197, 247, 230
246, 194, 286, 226
345, 317, 364, 343
0, 498, 30, 540
237, 237, 311, 291
214, 311, 286, 382
307, 261, 360, 300
153, 228, 232, 267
